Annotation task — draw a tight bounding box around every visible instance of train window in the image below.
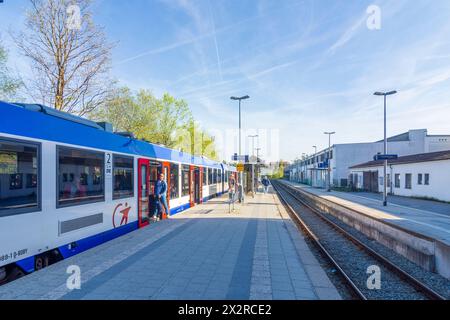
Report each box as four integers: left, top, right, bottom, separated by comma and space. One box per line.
202, 167, 207, 185
57, 146, 104, 207
208, 168, 213, 185
225, 171, 228, 183
181, 165, 190, 197
170, 163, 179, 199
218, 169, 222, 183
113, 155, 134, 200
0, 138, 40, 216
213, 169, 217, 184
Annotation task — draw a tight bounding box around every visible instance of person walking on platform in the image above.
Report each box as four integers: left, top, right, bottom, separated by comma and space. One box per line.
228, 174, 236, 212
262, 176, 270, 194
152, 173, 169, 221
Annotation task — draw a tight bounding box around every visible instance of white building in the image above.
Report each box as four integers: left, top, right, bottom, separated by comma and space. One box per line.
288, 129, 450, 188
349, 150, 450, 202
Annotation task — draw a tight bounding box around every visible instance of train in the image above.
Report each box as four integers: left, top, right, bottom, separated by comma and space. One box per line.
0, 101, 236, 284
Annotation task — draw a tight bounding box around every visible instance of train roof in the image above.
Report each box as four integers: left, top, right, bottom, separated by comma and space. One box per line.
0, 101, 234, 170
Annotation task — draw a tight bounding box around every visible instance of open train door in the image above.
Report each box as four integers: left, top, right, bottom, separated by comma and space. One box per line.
199, 167, 203, 204
189, 165, 195, 207
161, 161, 170, 219
137, 158, 150, 228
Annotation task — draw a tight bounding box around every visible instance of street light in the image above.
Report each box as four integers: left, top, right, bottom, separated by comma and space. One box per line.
231, 95, 249, 198
230, 95, 250, 160
374, 90, 397, 206
324, 132, 335, 192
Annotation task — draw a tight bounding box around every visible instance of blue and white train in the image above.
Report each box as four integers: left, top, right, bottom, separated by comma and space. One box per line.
0, 101, 236, 284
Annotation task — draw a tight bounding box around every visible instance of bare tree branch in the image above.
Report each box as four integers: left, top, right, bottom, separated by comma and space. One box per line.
11, 0, 114, 115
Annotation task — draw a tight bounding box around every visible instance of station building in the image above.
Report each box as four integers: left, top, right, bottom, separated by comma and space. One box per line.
349, 150, 450, 202
289, 129, 450, 188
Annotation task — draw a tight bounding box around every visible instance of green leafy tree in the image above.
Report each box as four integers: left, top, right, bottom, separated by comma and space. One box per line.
93, 87, 217, 158
0, 43, 22, 100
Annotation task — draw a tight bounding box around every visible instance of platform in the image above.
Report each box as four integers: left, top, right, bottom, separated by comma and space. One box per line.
284, 181, 450, 246
0, 192, 340, 300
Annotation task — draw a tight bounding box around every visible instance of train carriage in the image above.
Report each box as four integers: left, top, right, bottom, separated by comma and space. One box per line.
0, 101, 236, 284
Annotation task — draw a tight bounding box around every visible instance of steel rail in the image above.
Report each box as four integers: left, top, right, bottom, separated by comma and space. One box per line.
272, 180, 446, 300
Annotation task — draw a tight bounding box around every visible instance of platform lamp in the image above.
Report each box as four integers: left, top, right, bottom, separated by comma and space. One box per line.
374, 90, 397, 206
230, 95, 249, 189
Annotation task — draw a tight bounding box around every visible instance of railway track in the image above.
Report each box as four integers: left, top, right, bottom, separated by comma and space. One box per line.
271, 180, 446, 300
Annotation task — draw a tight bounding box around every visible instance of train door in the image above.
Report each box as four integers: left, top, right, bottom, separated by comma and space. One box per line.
199, 167, 203, 204
161, 162, 170, 219
189, 166, 195, 207
194, 168, 200, 204
138, 158, 150, 228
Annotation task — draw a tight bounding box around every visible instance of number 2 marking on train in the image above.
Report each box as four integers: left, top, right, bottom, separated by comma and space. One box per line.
106, 153, 112, 175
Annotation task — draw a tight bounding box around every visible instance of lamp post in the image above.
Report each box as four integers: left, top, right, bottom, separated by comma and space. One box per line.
249, 134, 259, 194
230, 95, 250, 187
374, 90, 397, 206
324, 132, 335, 192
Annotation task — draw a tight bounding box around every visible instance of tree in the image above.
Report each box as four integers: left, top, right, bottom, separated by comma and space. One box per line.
0, 42, 22, 100
152, 93, 191, 147
94, 87, 220, 159
12, 0, 114, 115
174, 119, 218, 160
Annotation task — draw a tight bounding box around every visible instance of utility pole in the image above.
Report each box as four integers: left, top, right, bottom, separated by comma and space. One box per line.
324, 132, 335, 192
249, 135, 258, 195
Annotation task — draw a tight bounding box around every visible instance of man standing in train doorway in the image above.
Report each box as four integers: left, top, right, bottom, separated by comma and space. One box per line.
153, 173, 169, 221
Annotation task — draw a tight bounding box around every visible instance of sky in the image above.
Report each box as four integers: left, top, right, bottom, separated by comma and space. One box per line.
1, 0, 450, 163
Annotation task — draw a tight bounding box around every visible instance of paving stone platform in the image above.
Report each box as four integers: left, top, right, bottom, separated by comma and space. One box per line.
0, 191, 341, 300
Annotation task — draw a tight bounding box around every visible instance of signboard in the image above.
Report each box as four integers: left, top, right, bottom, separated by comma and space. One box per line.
237, 163, 244, 172
373, 154, 398, 161
232, 153, 249, 162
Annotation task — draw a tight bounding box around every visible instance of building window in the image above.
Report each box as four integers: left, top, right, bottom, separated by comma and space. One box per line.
170, 163, 179, 199
57, 146, 104, 207
387, 174, 391, 187
424, 174, 430, 185
208, 168, 213, 185
418, 174, 423, 185
181, 165, 190, 197
113, 155, 134, 199
379, 176, 384, 186
405, 174, 412, 189
394, 174, 400, 188
202, 167, 207, 185
0, 138, 40, 216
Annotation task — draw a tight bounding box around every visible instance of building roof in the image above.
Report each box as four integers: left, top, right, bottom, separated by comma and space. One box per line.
350, 150, 450, 169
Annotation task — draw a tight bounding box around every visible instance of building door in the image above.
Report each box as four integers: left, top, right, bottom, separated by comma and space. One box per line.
137, 158, 150, 228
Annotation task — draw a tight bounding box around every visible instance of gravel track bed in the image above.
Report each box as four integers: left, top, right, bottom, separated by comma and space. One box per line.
274, 181, 431, 300
278, 180, 450, 299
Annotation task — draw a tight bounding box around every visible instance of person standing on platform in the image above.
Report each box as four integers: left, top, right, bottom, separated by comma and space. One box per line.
153, 173, 169, 221
228, 174, 236, 212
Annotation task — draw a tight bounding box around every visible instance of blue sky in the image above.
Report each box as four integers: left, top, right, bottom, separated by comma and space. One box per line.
2, 0, 450, 162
